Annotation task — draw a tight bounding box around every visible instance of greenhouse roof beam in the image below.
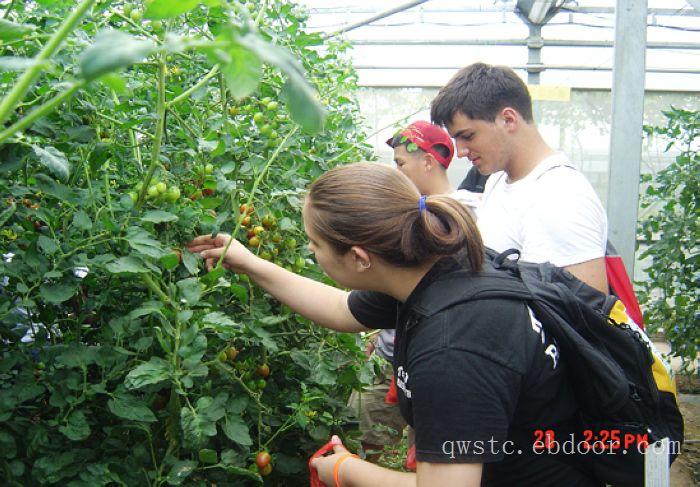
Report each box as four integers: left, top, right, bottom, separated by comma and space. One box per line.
351, 64, 700, 75
348, 39, 700, 50
328, 0, 430, 37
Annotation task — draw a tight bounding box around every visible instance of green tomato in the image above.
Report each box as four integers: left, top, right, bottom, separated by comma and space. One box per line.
285, 237, 297, 250
260, 97, 272, 105
147, 185, 159, 198
246, 380, 258, 391
257, 379, 266, 389
123, 4, 133, 16
266, 101, 279, 111
259, 124, 272, 136
130, 9, 142, 22
253, 112, 265, 125
204, 163, 214, 174
128, 191, 138, 203
295, 257, 306, 269
165, 187, 180, 202
155, 182, 167, 194
151, 20, 163, 31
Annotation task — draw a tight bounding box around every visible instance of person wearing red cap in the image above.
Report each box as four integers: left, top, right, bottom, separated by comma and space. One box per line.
386, 120, 481, 210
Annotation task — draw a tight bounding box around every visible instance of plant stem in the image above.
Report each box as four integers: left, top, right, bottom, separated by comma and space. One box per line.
215, 126, 299, 269
166, 65, 220, 109
134, 54, 167, 211
0, 0, 96, 125
0, 80, 86, 145
3, 0, 16, 18
141, 273, 172, 306
254, 0, 269, 27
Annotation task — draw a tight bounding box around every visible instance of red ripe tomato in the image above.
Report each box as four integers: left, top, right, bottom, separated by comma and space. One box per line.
256, 451, 271, 469
256, 364, 270, 378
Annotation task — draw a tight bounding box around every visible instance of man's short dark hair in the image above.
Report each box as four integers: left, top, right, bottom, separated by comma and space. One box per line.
389, 134, 451, 160
431, 63, 534, 126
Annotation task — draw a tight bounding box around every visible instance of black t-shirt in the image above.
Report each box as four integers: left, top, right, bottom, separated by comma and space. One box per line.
348, 260, 601, 487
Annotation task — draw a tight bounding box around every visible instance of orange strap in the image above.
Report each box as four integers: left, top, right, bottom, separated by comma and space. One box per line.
332, 453, 359, 487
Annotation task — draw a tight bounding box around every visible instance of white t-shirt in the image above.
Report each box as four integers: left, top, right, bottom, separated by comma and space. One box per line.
448, 189, 482, 211
476, 153, 608, 267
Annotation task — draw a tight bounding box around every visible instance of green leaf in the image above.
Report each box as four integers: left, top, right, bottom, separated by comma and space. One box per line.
0, 431, 16, 459
198, 197, 223, 209
160, 252, 180, 270
229, 284, 248, 302
181, 405, 216, 448
201, 312, 241, 330
37, 235, 58, 255
58, 410, 90, 441
141, 210, 178, 223
182, 249, 200, 275
105, 256, 149, 274
80, 30, 155, 81
126, 227, 168, 259
177, 277, 202, 305
72, 210, 93, 230
222, 413, 252, 446
166, 460, 198, 486
0, 57, 49, 72
236, 31, 325, 133
125, 357, 171, 389
221, 44, 262, 99
198, 448, 217, 464
0, 201, 16, 226
0, 19, 36, 41
32, 145, 70, 181
145, 0, 199, 19
281, 78, 325, 134
219, 464, 262, 483
39, 283, 77, 304
108, 393, 157, 422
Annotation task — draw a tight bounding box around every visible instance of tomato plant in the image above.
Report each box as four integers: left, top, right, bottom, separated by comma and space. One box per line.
0, 1, 374, 485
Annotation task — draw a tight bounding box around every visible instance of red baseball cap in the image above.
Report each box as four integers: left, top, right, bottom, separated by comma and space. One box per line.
386, 120, 454, 168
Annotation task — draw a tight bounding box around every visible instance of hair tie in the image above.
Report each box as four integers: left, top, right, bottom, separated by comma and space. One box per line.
418, 195, 427, 215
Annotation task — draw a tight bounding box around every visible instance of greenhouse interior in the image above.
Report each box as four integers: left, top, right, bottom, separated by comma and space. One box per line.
0, 0, 698, 485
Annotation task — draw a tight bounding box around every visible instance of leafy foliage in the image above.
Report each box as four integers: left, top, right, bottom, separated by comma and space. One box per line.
638, 107, 699, 370
0, 1, 373, 485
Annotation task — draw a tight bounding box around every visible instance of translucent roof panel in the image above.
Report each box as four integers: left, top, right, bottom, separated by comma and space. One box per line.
299, 0, 700, 90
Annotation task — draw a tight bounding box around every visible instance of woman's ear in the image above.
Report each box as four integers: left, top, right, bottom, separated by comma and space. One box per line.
350, 246, 372, 271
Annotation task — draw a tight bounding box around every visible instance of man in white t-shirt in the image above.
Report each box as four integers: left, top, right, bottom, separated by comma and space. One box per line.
431, 63, 609, 293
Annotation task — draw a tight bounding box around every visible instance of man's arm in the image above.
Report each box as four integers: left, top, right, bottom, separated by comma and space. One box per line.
564, 257, 608, 294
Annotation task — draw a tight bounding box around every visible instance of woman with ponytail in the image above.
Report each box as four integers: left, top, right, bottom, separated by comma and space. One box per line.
189, 163, 600, 487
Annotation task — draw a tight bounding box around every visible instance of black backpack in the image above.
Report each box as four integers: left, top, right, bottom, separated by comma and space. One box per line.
414, 249, 684, 486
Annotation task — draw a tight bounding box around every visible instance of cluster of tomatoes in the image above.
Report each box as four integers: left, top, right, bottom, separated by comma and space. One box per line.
228, 96, 286, 148
238, 204, 307, 269
129, 178, 181, 205
121, 3, 162, 31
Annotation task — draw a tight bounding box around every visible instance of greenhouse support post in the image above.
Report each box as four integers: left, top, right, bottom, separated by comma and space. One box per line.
607, 0, 647, 282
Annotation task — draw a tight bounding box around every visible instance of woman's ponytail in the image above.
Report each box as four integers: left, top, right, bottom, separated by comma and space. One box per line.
306, 163, 483, 270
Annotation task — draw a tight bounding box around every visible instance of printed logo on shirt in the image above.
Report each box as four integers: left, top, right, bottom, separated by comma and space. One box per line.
396, 366, 411, 398
528, 307, 559, 369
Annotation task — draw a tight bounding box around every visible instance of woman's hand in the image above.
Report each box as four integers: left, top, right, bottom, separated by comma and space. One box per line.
310, 435, 360, 486
187, 233, 256, 273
